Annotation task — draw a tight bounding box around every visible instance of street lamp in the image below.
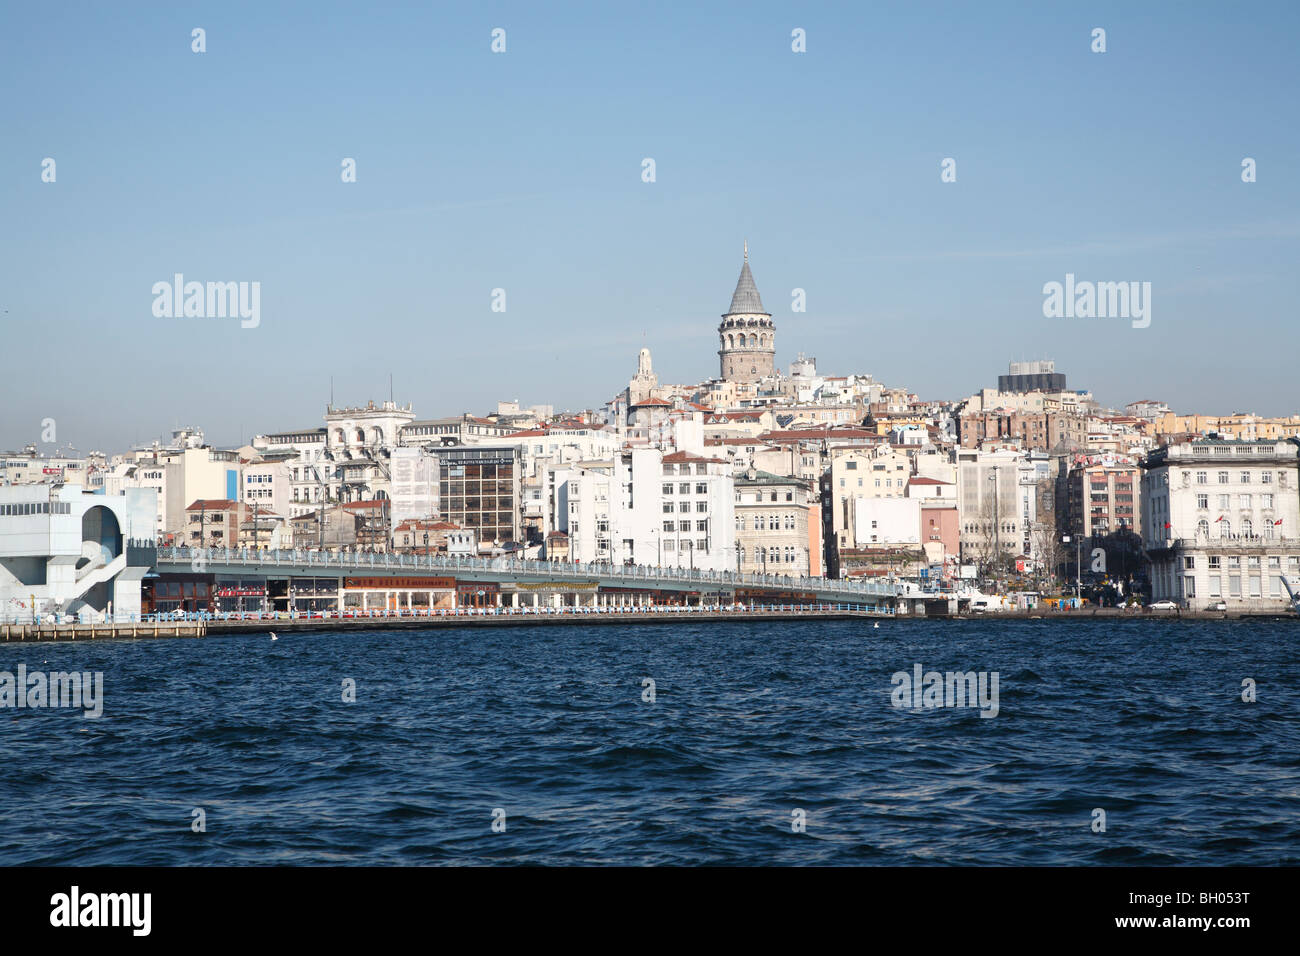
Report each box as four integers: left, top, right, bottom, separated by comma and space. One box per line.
1062, 533, 1081, 603
988, 469, 999, 581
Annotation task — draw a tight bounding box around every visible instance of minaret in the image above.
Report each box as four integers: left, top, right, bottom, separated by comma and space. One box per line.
717, 242, 775, 383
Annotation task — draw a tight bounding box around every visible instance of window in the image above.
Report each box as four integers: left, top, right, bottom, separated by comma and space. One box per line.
1219, 494, 1230, 509
662, 502, 673, 514
1239, 494, 1252, 508
1249, 575, 1261, 597
695, 483, 706, 495
697, 539, 708, 551
696, 501, 707, 513
1209, 575, 1222, 597
1262, 471, 1273, 484
1218, 471, 1229, 484
1183, 556, 1195, 570
1183, 576, 1196, 598
1197, 494, 1208, 509
1196, 519, 1209, 537
846, 461, 857, 470
1209, 555, 1221, 569
696, 520, 707, 532
1240, 471, 1250, 484
1229, 575, 1242, 596
1271, 576, 1281, 597
1262, 494, 1273, 509
679, 483, 690, 495
1196, 471, 1207, 484
662, 521, 673, 531
662, 484, 673, 495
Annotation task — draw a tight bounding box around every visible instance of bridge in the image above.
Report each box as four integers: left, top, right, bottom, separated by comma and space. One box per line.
155, 545, 901, 610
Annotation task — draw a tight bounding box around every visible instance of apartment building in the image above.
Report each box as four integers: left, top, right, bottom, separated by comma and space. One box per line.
1141, 438, 1300, 610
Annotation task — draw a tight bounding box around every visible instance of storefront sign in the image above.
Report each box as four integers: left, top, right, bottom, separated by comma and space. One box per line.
345, 577, 455, 589
515, 581, 598, 591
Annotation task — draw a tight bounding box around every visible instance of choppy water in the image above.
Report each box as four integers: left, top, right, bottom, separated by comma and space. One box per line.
2, 618, 1297, 865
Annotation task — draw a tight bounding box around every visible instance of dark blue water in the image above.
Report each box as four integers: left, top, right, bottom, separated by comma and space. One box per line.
2, 619, 1297, 865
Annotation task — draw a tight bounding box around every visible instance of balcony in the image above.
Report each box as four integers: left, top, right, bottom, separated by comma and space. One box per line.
1150, 534, 1297, 552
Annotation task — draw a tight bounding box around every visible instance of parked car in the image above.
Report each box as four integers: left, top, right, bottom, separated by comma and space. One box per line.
1207, 601, 1228, 611
1149, 600, 1180, 610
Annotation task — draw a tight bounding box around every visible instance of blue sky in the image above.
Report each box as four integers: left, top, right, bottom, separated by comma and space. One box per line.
2, 1, 1297, 453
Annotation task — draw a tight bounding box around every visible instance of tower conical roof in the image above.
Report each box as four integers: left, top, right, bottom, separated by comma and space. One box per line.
726, 251, 768, 315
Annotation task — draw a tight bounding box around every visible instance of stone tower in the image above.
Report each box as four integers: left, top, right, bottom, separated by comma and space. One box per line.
718, 242, 775, 383
628, 347, 659, 405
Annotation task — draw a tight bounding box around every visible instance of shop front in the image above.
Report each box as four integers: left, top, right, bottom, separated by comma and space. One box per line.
342, 576, 456, 614
214, 581, 268, 614
456, 581, 500, 608
146, 574, 213, 614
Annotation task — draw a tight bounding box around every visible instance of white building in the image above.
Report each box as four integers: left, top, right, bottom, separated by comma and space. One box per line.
852, 497, 922, 548
0, 485, 157, 621
1141, 438, 1300, 610
553, 448, 736, 571
956, 446, 1046, 568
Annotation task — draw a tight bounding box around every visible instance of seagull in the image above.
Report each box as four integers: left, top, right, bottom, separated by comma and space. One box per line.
270, 631, 278, 641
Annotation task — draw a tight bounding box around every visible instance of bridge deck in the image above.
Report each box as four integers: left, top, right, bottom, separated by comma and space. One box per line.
156, 546, 899, 602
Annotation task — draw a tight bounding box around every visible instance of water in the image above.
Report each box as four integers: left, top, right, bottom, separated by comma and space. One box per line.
2, 618, 1297, 865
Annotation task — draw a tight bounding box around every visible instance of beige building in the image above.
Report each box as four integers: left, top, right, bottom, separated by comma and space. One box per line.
734, 469, 820, 576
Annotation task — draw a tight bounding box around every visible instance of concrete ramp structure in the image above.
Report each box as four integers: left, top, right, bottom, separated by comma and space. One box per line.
0, 484, 157, 622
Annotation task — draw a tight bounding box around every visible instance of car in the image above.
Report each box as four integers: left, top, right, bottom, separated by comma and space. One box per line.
1207, 601, 1228, 611
1148, 600, 1180, 610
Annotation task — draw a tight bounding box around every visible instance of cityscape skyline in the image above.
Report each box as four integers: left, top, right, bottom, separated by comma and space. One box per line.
4, 1, 1299, 452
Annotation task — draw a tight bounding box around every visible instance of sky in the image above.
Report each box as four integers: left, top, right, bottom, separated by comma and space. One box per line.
2, 1, 1298, 454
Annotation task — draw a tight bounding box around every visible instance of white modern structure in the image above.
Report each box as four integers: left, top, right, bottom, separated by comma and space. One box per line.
0, 484, 157, 621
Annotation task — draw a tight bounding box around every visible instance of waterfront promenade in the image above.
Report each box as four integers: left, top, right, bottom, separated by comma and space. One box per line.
1, 601, 893, 642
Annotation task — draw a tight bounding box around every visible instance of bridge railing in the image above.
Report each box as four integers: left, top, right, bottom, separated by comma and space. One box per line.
158, 546, 899, 597
0, 602, 895, 627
